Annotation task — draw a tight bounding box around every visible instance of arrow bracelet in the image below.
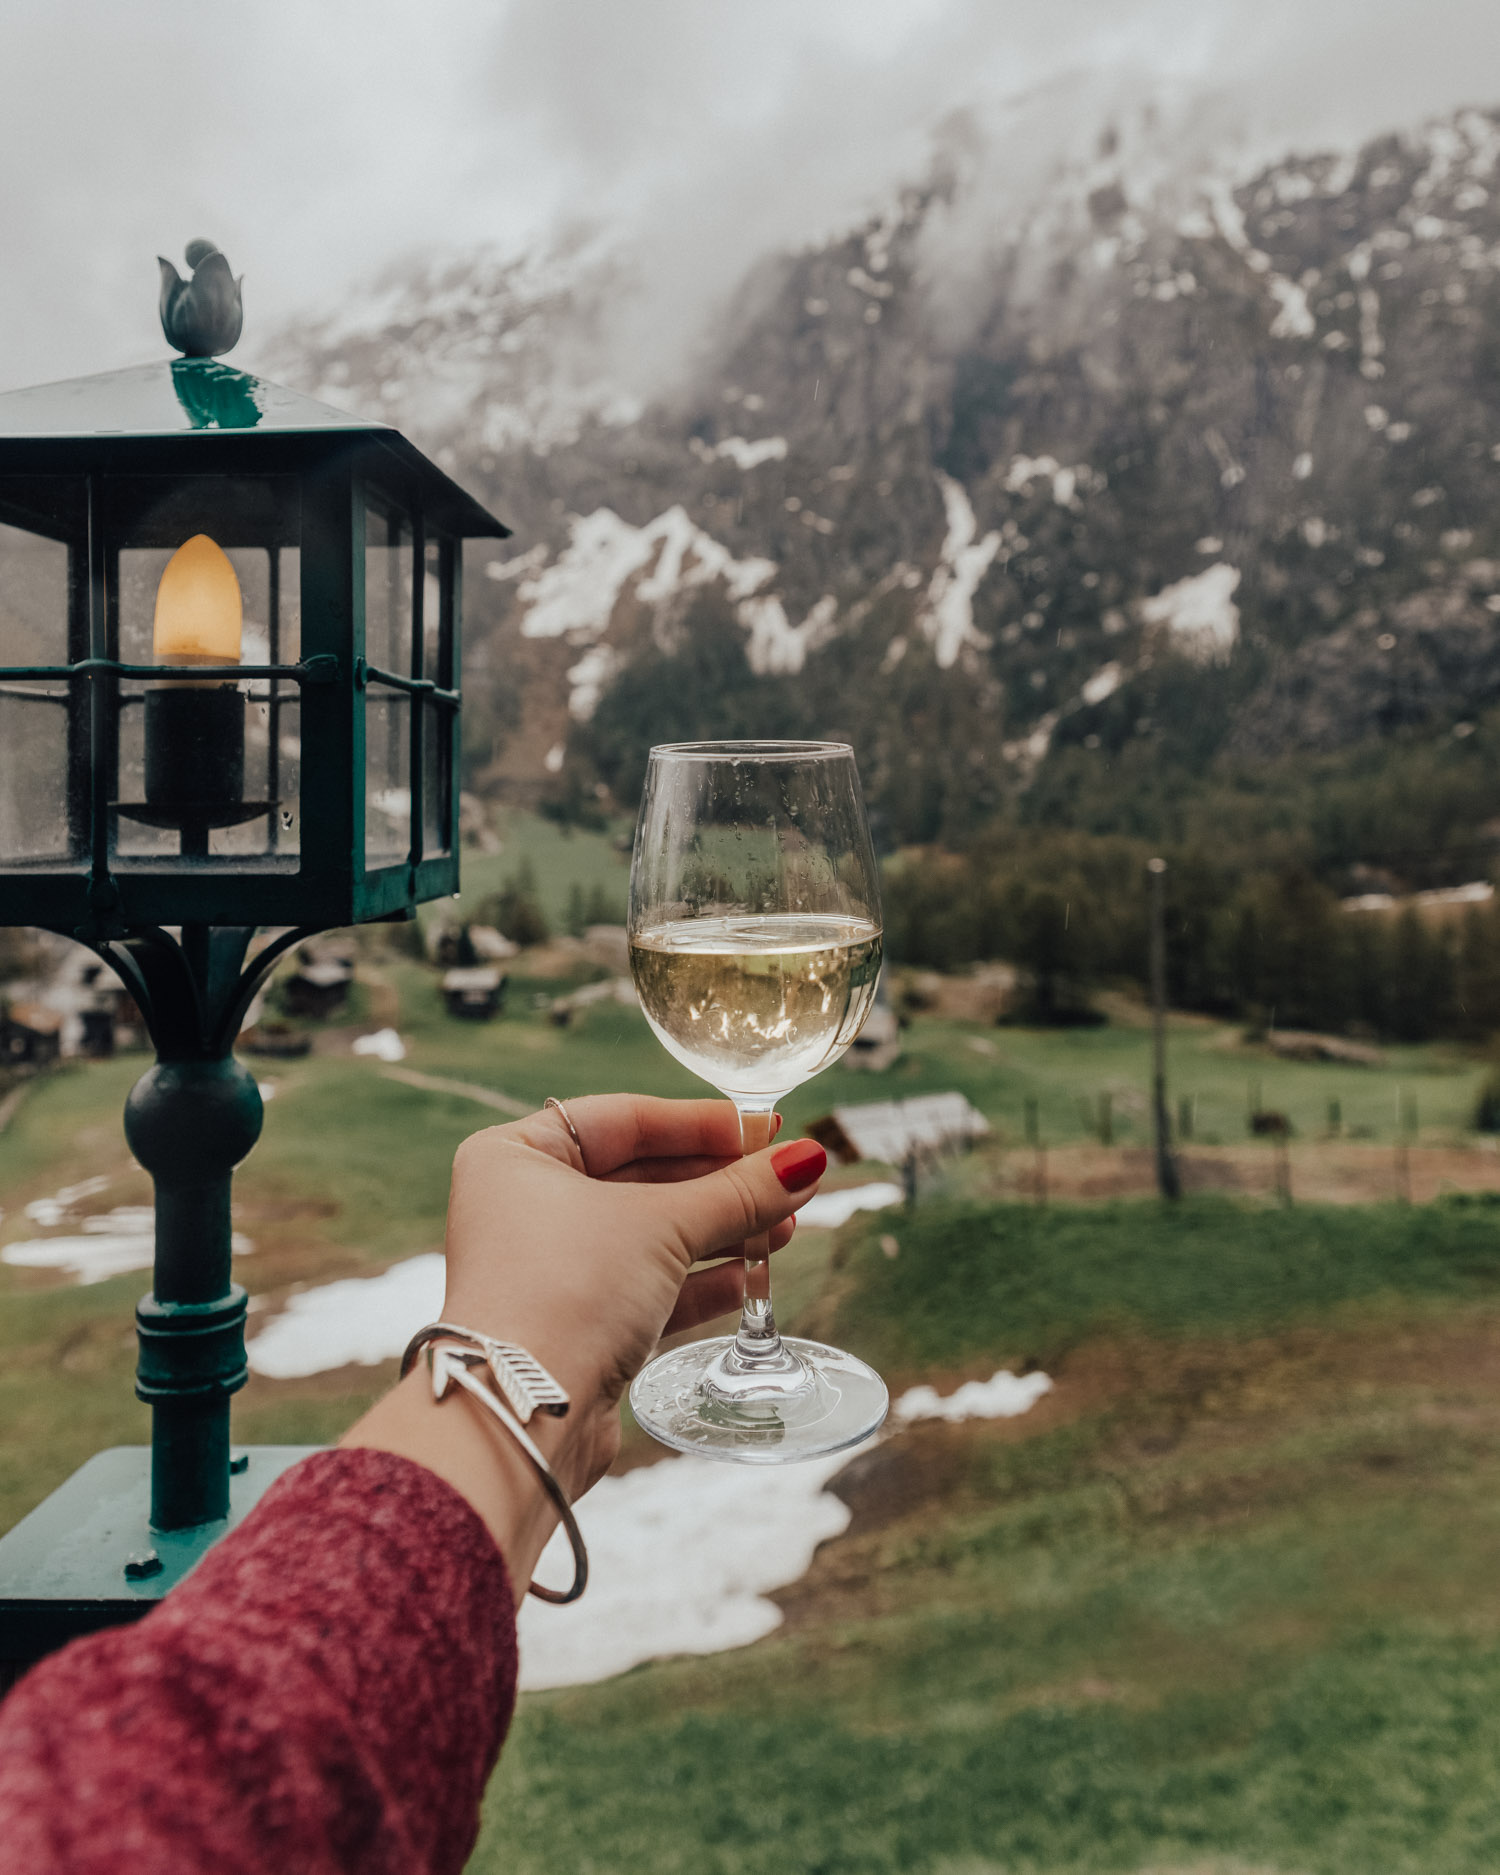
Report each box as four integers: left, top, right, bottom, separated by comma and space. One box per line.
400, 1321, 589, 1604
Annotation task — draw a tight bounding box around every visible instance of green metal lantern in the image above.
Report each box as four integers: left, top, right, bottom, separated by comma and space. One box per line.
0, 326, 506, 1680
0, 356, 503, 931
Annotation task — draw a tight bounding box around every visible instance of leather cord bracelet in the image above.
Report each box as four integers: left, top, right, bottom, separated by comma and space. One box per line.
400, 1322, 589, 1605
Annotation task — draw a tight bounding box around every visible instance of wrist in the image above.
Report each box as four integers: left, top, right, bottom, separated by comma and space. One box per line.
341, 1364, 584, 1587
437, 1291, 608, 1455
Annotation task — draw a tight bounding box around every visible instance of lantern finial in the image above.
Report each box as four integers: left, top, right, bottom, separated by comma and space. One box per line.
158, 240, 243, 359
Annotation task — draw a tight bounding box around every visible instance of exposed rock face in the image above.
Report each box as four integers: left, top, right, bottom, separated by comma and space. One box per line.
269, 105, 1500, 839
1232, 569, 1500, 758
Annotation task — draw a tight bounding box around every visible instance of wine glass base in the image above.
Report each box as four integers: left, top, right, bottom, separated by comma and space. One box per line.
629, 1336, 889, 1463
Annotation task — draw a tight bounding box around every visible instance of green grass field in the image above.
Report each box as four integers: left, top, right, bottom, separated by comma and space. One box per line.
432, 803, 632, 932
473, 1197, 1500, 1874
5, 819, 1500, 1870
832, 1194, 1500, 1374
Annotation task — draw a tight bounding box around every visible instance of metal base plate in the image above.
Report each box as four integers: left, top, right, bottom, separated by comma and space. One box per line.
0, 1445, 316, 1679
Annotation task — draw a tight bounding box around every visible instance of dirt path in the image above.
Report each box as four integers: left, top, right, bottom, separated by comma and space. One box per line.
379, 1066, 529, 1116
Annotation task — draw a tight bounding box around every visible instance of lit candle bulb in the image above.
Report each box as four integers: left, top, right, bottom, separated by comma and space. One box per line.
144, 534, 246, 829
153, 533, 243, 668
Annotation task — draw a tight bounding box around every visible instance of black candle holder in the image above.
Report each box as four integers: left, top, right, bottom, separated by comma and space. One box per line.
120, 685, 264, 856
144, 686, 245, 810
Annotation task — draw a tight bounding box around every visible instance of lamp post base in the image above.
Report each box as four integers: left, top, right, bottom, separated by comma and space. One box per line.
0, 1444, 316, 1692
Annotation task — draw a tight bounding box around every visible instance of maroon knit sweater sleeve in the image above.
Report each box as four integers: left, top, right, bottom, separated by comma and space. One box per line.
0, 1448, 519, 1875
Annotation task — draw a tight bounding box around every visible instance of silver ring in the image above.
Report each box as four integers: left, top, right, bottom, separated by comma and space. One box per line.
544, 1095, 586, 1167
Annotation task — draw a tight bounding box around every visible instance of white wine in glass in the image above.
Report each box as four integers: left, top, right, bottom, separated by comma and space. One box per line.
627, 741, 889, 1462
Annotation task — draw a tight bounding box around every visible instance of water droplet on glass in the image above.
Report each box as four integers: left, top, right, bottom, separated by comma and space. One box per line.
259, 705, 269, 720
280, 811, 293, 830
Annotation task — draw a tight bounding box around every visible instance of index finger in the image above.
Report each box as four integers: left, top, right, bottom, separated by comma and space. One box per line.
555, 1093, 745, 1176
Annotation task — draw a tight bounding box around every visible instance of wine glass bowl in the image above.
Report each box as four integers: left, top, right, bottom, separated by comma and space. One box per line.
627, 740, 889, 1462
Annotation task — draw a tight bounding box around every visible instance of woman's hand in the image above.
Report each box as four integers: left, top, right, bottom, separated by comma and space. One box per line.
442, 1095, 823, 1489
342, 1095, 827, 1581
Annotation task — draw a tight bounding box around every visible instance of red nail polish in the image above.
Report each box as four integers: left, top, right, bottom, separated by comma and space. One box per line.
772, 1139, 826, 1192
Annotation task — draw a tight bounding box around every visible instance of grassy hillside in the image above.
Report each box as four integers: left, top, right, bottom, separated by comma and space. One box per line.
831, 1194, 1500, 1373
475, 1200, 1500, 1874
433, 805, 631, 931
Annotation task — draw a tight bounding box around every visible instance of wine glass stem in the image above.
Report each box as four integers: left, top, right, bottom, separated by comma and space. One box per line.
734, 1102, 783, 1363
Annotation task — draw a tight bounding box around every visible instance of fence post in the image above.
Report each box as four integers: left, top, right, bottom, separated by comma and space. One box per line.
1148, 857, 1181, 1201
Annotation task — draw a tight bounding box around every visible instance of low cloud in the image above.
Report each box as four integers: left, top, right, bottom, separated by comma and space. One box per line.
0, 0, 1495, 391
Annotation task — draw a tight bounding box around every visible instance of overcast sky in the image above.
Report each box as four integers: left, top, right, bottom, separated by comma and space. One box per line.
0, 0, 1497, 392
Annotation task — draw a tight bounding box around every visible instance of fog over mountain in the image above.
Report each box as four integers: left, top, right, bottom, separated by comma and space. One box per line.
265, 88, 1500, 868
2, 0, 1498, 388
476, 0, 1500, 402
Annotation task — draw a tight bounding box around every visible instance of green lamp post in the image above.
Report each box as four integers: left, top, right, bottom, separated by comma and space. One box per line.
0, 248, 506, 1682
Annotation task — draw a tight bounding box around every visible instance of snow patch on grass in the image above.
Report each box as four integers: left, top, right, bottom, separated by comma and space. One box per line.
4, 1187, 252, 1286
352, 1029, 407, 1063
894, 1369, 1054, 1424
798, 1182, 904, 1230
520, 1366, 1053, 1689
246, 1253, 444, 1378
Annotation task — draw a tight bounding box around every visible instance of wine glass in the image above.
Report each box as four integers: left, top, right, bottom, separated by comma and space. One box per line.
627, 740, 889, 1462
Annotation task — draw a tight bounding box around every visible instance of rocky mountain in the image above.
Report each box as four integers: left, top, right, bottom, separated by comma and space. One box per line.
270, 101, 1500, 854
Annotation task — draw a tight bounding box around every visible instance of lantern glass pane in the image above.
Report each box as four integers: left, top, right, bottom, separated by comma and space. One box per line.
423, 537, 444, 683
364, 503, 413, 676
364, 690, 411, 862
228, 684, 301, 858
422, 701, 448, 853
364, 500, 414, 866
0, 483, 83, 867
268, 694, 301, 856
275, 546, 302, 664
0, 685, 73, 862
109, 478, 301, 871
0, 478, 82, 665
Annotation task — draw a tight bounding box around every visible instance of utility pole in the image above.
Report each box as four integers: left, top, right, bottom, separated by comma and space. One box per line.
1148, 857, 1181, 1201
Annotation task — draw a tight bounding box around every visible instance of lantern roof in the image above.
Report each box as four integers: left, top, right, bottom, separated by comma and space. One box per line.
0, 359, 507, 538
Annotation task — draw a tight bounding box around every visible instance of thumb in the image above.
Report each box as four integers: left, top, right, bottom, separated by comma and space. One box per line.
660, 1138, 828, 1262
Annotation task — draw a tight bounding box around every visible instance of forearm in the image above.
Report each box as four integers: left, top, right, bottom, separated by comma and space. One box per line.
0, 1450, 517, 1875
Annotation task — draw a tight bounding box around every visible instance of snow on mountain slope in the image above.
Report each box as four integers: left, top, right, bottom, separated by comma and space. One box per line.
266, 98, 1500, 836
1139, 566, 1242, 665
919, 474, 1001, 668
